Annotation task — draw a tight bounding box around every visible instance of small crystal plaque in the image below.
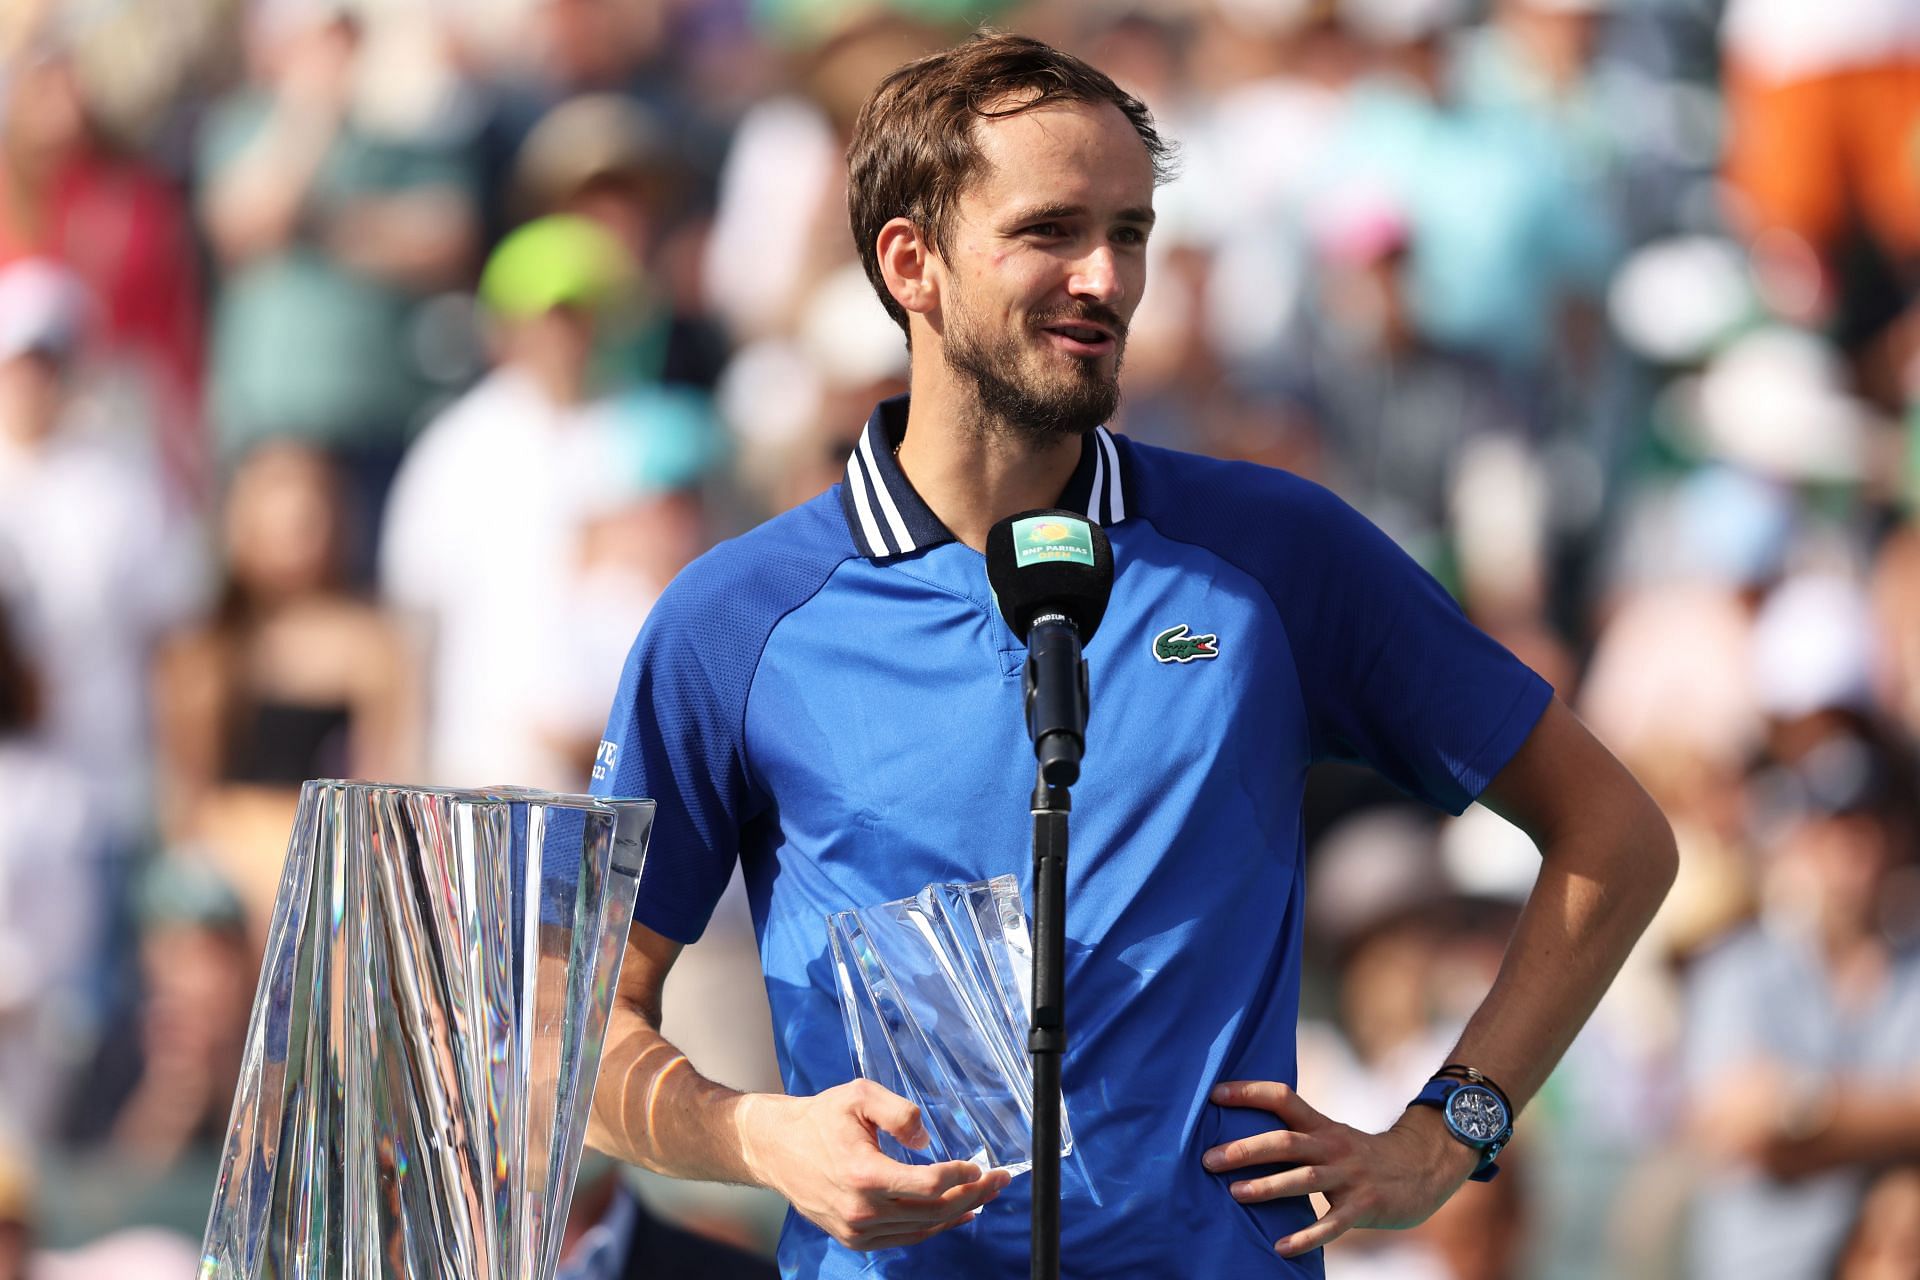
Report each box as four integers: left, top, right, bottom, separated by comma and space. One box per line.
827, 874, 1072, 1176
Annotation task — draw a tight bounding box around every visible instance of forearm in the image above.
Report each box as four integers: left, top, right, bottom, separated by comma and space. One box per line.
205, 103, 339, 263
1438, 801, 1676, 1110
1764, 1086, 1920, 1179
325, 191, 476, 289
586, 997, 766, 1187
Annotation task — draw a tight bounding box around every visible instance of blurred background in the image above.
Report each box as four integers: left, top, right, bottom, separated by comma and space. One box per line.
0, 0, 1915, 1276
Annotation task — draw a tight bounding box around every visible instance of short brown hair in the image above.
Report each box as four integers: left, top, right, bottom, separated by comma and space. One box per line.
846, 32, 1174, 336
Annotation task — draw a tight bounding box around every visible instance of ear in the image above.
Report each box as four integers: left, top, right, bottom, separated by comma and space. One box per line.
876, 216, 940, 320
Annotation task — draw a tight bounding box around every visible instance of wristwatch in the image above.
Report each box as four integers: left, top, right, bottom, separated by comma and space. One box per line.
1409, 1071, 1513, 1183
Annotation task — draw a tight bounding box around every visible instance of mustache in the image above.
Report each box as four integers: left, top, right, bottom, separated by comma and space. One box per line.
1029, 304, 1128, 340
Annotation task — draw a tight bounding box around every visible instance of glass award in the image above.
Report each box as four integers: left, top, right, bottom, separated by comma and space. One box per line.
199, 780, 652, 1280
827, 874, 1072, 1176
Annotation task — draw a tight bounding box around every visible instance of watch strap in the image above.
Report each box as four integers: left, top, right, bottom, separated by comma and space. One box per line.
1435, 1063, 1514, 1116
1410, 1076, 1511, 1183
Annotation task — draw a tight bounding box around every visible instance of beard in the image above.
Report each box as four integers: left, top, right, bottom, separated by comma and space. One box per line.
942, 297, 1125, 445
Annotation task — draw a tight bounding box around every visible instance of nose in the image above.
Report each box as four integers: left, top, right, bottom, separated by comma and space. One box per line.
1068, 245, 1123, 306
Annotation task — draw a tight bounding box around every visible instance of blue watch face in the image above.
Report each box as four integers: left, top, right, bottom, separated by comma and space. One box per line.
1445, 1084, 1508, 1143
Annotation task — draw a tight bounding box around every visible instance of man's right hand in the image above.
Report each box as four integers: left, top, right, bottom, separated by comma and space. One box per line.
738, 1080, 1011, 1251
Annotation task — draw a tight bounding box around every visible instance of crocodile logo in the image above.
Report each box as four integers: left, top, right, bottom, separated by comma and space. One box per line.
1152, 624, 1219, 664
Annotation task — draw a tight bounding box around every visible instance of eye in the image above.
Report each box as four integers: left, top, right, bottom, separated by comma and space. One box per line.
1113, 226, 1147, 247
1026, 221, 1065, 238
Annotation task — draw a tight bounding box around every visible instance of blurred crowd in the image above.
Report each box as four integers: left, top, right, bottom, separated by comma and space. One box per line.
0, 0, 1915, 1275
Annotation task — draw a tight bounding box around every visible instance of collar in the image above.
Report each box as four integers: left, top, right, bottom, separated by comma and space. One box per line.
839, 395, 1129, 560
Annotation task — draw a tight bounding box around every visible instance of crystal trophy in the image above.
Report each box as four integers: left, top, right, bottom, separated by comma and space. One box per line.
199, 780, 652, 1280
827, 874, 1072, 1176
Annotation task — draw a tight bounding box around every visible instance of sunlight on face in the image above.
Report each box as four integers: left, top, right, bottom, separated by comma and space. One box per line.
934, 100, 1157, 443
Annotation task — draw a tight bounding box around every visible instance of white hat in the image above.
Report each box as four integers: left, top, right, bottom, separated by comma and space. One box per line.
798, 263, 909, 391
1306, 810, 1448, 947
1341, 0, 1470, 43
1752, 574, 1876, 719
1607, 236, 1753, 366
0, 258, 89, 364
1686, 326, 1871, 482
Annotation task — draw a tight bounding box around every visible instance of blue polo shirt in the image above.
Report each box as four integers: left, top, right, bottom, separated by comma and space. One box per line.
593, 396, 1551, 1278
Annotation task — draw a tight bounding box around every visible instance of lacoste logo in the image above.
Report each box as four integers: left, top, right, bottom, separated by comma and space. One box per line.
1153, 624, 1219, 664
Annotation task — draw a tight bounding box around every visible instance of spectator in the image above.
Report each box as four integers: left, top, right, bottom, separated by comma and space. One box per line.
1295, 810, 1533, 1279
0, 46, 206, 506
1683, 733, 1920, 1280
702, 13, 946, 341
152, 440, 419, 934
39, 862, 252, 1252
1316, 0, 1621, 383
1269, 188, 1529, 574
542, 387, 726, 781
514, 93, 729, 391
1832, 1165, 1920, 1280
557, 1157, 776, 1280
0, 258, 203, 843
199, 0, 479, 546
1719, 0, 1920, 339
381, 214, 717, 789
0, 592, 101, 1146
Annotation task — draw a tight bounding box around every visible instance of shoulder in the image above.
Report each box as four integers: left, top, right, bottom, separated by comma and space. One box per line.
388, 378, 525, 500
197, 93, 272, 167
642, 488, 856, 648
1685, 924, 1785, 995
294, 596, 405, 653
600, 490, 856, 769
43, 436, 167, 520
412, 374, 524, 450
1117, 437, 1383, 583
1119, 437, 1351, 535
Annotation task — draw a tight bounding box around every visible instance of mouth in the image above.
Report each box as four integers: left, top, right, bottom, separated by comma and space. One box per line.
1039, 322, 1118, 358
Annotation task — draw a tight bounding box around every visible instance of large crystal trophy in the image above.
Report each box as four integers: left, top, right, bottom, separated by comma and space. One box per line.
200, 780, 652, 1280
827, 874, 1072, 1176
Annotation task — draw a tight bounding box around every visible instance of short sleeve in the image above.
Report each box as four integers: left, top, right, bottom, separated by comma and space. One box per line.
195, 95, 268, 186
591, 584, 758, 944
1280, 481, 1552, 813
589, 496, 853, 944
1681, 936, 1771, 1092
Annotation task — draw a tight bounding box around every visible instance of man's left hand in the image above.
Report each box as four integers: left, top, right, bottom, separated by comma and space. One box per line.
1201, 1080, 1481, 1258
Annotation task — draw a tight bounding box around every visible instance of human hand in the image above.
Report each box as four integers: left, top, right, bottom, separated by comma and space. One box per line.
1691, 1062, 1785, 1164
277, 19, 358, 116
740, 1080, 1011, 1251
1203, 1080, 1480, 1258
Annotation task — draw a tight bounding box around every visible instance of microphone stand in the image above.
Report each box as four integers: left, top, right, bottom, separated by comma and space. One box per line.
1029, 772, 1068, 1280
1023, 615, 1085, 1280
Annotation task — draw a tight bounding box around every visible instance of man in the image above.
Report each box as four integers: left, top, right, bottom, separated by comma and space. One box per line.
0, 258, 203, 843
382, 214, 716, 791
587, 33, 1675, 1277
1685, 728, 1920, 1280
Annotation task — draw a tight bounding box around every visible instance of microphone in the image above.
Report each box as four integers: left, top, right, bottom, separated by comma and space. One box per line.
985, 510, 1115, 787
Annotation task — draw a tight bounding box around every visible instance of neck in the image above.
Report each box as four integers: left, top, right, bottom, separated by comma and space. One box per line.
524, 361, 585, 409
897, 362, 1085, 553
1820, 924, 1889, 1012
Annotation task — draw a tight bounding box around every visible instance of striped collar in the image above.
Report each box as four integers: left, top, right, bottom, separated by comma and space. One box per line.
839, 395, 1129, 560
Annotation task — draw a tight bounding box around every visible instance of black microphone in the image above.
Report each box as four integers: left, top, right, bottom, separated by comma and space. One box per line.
985, 510, 1115, 787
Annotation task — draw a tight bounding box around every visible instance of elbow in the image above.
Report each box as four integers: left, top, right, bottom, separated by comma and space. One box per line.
1627, 787, 1680, 916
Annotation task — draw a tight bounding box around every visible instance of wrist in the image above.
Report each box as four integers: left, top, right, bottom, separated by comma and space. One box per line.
731, 1091, 793, 1192
1774, 1077, 1837, 1145
1396, 1103, 1484, 1184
